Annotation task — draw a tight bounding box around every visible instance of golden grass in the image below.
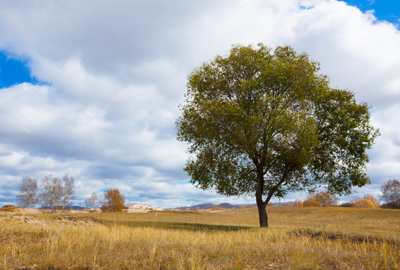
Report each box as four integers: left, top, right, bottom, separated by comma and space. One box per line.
1, 207, 399, 269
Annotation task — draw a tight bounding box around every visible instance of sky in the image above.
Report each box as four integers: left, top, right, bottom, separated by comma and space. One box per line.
341, 0, 400, 25
0, 0, 399, 208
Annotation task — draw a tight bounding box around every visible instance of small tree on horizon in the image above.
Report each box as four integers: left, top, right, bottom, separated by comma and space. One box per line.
39, 175, 64, 211
303, 195, 321, 207
85, 191, 100, 209
380, 179, 400, 208
16, 177, 39, 208
340, 194, 379, 208
293, 199, 303, 207
61, 174, 75, 210
103, 189, 125, 212
303, 192, 338, 207
363, 194, 380, 207
352, 194, 379, 208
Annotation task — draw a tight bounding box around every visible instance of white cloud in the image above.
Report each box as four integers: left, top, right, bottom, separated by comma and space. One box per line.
0, 0, 399, 208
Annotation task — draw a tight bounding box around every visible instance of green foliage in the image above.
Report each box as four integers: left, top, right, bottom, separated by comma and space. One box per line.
176, 44, 379, 226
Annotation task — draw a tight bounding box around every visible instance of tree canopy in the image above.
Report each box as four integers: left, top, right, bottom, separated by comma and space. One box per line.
176, 44, 379, 227
380, 179, 400, 208
103, 189, 125, 212
16, 177, 39, 208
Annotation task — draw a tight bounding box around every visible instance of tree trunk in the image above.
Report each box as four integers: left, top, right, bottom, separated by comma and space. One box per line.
256, 192, 268, 227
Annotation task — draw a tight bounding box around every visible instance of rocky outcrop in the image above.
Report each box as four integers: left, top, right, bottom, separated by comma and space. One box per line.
126, 204, 163, 211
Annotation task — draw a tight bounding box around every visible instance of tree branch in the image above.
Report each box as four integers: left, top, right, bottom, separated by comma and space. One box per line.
263, 165, 292, 207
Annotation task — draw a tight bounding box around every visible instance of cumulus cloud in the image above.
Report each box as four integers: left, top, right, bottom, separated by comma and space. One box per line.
0, 0, 399, 207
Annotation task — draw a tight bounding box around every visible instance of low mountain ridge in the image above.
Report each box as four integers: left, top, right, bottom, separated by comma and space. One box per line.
169, 201, 296, 210
169, 203, 257, 211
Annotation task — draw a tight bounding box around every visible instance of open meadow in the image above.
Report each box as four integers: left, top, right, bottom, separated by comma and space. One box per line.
1, 207, 400, 269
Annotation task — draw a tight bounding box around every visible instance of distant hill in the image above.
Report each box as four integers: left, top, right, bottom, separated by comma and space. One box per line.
169, 203, 257, 211
70, 206, 86, 210
39, 206, 86, 210
168, 201, 294, 210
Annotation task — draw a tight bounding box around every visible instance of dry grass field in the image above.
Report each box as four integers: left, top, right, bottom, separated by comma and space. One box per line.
1, 207, 399, 269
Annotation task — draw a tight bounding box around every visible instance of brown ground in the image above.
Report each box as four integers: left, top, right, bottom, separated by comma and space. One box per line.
0, 206, 148, 214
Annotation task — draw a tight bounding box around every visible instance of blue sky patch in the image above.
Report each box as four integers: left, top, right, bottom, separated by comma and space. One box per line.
341, 0, 400, 26
0, 51, 40, 88
176, 181, 190, 185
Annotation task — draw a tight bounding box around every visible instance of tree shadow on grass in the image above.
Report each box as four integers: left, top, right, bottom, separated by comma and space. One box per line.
99, 220, 254, 232
290, 229, 399, 246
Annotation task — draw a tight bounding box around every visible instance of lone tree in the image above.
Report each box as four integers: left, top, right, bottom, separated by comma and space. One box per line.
16, 177, 39, 208
103, 189, 125, 212
39, 175, 64, 211
176, 44, 379, 227
61, 174, 75, 210
85, 191, 100, 209
380, 179, 400, 208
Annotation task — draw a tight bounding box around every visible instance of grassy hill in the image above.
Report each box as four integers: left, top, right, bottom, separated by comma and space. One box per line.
1, 207, 399, 269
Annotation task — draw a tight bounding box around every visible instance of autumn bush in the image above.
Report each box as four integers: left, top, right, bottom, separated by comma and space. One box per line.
303, 192, 338, 207
352, 194, 380, 208
363, 194, 380, 207
103, 189, 125, 212
353, 199, 375, 208
289, 199, 304, 206
293, 199, 304, 207
303, 196, 321, 206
